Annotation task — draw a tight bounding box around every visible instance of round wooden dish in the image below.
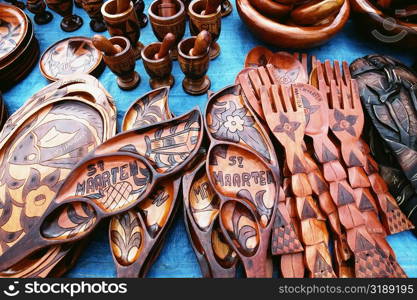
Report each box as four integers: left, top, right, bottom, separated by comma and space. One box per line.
0, 3, 29, 64
236, 0, 350, 49
39, 36, 104, 81
351, 0, 417, 48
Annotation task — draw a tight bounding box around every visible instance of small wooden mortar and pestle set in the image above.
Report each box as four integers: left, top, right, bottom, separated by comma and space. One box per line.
142, 33, 177, 89
178, 30, 212, 95
93, 35, 140, 90
101, 0, 144, 59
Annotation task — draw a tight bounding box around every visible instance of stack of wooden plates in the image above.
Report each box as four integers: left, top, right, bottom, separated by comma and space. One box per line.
0, 3, 39, 91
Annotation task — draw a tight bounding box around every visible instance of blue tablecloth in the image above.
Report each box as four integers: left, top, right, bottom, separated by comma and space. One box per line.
2, 0, 417, 278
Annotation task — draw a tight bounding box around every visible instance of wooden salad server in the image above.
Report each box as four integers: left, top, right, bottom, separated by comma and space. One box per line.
313, 61, 406, 277
237, 52, 308, 122
183, 159, 238, 278
0, 109, 203, 271
0, 75, 117, 277
108, 87, 182, 277
318, 59, 412, 235
207, 142, 280, 277
205, 85, 303, 258
261, 84, 336, 278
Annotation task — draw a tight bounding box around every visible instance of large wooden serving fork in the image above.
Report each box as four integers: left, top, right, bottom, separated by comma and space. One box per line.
261, 84, 335, 278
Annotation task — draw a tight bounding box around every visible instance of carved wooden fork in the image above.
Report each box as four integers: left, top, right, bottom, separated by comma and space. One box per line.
261, 84, 336, 278
319, 60, 413, 236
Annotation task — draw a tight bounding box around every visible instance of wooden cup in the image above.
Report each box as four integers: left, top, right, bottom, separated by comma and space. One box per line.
188, 0, 221, 60
177, 36, 210, 95
148, 0, 186, 60
82, 0, 106, 32
27, 0, 53, 25
101, 0, 144, 59
142, 42, 175, 89
102, 36, 140, 90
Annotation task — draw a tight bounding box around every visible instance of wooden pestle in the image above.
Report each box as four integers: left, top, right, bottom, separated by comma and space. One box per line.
92, 35, 122, 56
189, 30, 211, 56
154, 33, 176, 59
158, 0, 177, 17
203, 0, 221, 15
117, 0, 130, 13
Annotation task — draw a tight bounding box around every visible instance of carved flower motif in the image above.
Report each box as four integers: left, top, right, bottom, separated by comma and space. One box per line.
273, 113, 301, 142
224, 115, 245, 133
332, 109, 357, 137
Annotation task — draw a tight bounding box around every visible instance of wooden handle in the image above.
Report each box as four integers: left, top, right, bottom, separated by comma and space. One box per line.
155, 33, 176, 59
189, 30, 211, 56
92, 35, 121, 56
204, 0, 221, 15
117, 0, 130, 13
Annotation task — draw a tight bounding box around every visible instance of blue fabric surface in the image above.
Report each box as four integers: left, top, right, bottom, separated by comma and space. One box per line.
2, 0, 417, 278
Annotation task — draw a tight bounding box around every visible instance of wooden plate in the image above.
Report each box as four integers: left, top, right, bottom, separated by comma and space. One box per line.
39, 37, 104, 82
0, 3, 28, 63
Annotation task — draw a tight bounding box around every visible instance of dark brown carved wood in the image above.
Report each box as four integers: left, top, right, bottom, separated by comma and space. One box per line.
0, 75, 117, 277
82, 0, 106, 32
45, 0, 83, 32
261, 84, 336, 278
0, 109, 203, 272
183, 159, 237, 278
27, 0, 53, 25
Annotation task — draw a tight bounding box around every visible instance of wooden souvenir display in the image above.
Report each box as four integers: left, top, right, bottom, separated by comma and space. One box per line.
220, 0, 232, 17
0, 3, 39, 91
207, 143, 279, 278
183, 159, 238, 278
101, 0, 144, 59
27, 0, 53, 24
351, 0, 417, 48
110, 87, 182, 277
188, 0, 222, 60
0, 75, 117, 277
94, 35, 140, 90
40, 37, 104, 81
260, 84, 335, 278
45, 0, 83, 32
141, 33, 176, 89
148, 0, 186, 60
81, 0, 106, 32
312, 60, 407, 277
0, 108, 203, 271
350, 55, 417, 233
177, 32, 211, 95
235, 0, 350, 48
133, 0, 148, 28
205, 84, 303, 277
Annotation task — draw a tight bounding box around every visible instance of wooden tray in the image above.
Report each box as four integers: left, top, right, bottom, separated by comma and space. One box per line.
39, 37, 104, 82
0, 75, 117, 277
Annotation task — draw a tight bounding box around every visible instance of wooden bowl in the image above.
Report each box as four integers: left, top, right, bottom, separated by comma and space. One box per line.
350, 0, 417, 48
236, 0, 350, 49
39, 36, 104, 81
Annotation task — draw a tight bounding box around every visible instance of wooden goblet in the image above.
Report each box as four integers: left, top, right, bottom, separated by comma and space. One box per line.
82, 0, 106, 32
221, 0, 232, 17
101, 0, 144, 59
46, 0, 83, 32
178, 36, 210, 95
27, 0, 53, 25
142, 43, 174, 89
188, 0, 221, 60
102, 36, 140, 90
148, 0, 186, 60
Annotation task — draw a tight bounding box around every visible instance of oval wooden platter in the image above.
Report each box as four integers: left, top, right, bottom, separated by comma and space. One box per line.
0, 75, 117, 277
39, 36, 104, 82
